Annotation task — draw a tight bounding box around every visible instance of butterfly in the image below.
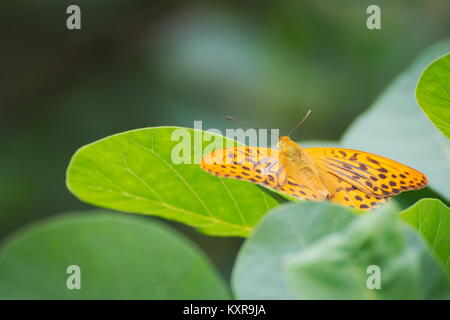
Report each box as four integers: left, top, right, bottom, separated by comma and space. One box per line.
199, 136, 428, 210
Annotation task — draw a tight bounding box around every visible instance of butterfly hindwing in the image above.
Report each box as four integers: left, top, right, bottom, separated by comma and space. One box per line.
317, 169, 388, 210
200, 146, 318, 201
305, 147, 428, 198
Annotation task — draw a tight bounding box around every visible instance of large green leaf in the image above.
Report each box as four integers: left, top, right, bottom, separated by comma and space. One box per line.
399, 199, 450, 277
416, 53, 450, 139
342, 40, 450, 201
0, 211, 230, 299
232, 202, 356, 299
67, 127, 285, 237
285, 209, 449, 299
232, 202, 450, 299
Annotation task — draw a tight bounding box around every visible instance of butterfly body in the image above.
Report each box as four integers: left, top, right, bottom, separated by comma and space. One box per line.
278, 136, 330, 199
200, 136, 428, 210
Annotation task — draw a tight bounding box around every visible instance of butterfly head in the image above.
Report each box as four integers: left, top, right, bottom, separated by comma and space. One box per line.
278, 136, 303, 158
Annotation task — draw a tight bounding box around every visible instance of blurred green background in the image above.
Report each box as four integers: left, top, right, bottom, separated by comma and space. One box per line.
1, 0, 449, 280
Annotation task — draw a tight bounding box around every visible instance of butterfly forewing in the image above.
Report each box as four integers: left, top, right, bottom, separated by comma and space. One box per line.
305, 147, 428, 198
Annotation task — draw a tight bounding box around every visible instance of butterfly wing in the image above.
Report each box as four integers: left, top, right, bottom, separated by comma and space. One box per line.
305, 147, 428, 198
330, 184, 388, 210
314, 165, 389, 210
200, 146, 320, 201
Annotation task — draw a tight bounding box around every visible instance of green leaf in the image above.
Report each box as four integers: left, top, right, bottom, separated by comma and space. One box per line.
342, 40, 450, 201
232, 202, 450, 299
0, 211, 230, 299
399, 198, 450, 277
232, 202, 356, 299
66, 127, 285, 237
285, 209, 449, 299
416, 53, 450, 139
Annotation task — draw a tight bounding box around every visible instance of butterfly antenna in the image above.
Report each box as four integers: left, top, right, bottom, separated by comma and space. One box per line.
226, 116, 278, 139
288, 110, 312, 137
226, 116, 260, 130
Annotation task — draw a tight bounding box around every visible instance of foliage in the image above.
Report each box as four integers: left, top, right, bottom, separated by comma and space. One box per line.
1, 39, 449, 299
399, 199, 450, 277
66, 128, 285, 237
233, 202, 449, 299
416, 53, 450, 139
0, 211, 229, 299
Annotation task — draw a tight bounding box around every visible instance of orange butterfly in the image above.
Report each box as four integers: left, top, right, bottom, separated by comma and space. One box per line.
199, 136, 428, 210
